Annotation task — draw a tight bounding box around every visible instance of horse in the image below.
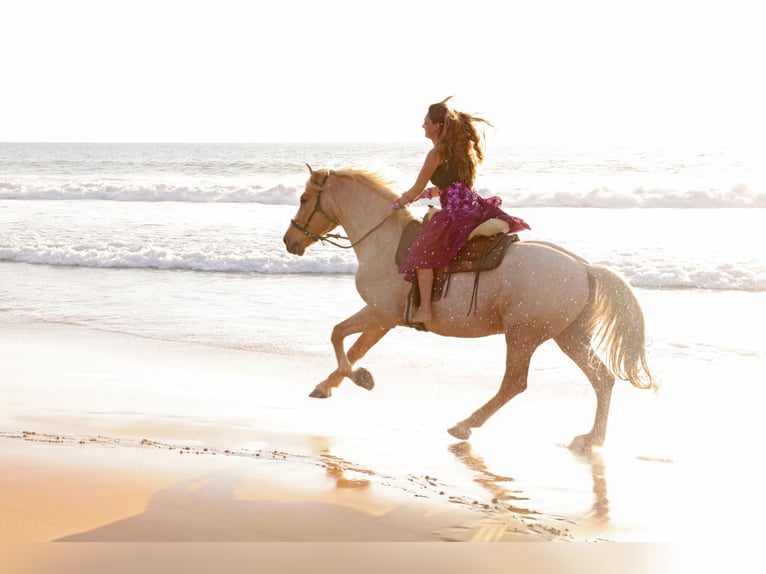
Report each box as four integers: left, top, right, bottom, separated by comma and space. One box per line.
282, 165, 654, 451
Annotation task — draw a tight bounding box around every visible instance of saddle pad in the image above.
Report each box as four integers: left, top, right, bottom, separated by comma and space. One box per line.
395, 218, 518, 273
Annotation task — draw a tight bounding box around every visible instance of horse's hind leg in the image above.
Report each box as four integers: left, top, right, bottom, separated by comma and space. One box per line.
310, 315, 391, 398
554, 323, 615, 451
448, 332, 537, 440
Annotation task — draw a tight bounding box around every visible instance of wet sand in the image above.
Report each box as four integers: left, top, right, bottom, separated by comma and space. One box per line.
1, 313, 758, 572
0, 436, 678, 573
0, 431, 557, 543
0, 321, 571, 543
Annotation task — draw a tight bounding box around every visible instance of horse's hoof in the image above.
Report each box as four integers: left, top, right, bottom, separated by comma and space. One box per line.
568, 434, 595, 452
309, 387, 330, 399
350, 367, 374, 391
448, 424, 471, 440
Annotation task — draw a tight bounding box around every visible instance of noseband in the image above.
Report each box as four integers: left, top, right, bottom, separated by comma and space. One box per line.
289, 170, 388, 250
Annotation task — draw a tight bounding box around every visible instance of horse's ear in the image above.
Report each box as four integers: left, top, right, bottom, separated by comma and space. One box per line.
306, 163, 314, 178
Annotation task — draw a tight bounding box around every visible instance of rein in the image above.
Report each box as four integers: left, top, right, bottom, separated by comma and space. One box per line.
289, 170, 389, 250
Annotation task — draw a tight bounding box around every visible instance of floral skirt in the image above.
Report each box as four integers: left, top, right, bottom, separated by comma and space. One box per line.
398, 182, 530, 282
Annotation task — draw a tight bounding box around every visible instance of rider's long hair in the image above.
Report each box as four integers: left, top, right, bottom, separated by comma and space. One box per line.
427, 96, 493, 188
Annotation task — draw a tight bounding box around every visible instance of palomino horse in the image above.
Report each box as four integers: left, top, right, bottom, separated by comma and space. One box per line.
283, 166, 653, 450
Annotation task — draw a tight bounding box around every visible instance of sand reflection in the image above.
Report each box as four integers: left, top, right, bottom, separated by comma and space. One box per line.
448, 441, 612, 538
447, 441, 533, 515
309, 435, 371, 491
572, 450, 610, 528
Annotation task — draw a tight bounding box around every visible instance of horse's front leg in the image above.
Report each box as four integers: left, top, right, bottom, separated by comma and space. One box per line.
310, 307, 391, 398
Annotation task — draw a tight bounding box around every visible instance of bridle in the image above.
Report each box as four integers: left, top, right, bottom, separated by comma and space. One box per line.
289, 170, 340, 244
289, 170, 389, 250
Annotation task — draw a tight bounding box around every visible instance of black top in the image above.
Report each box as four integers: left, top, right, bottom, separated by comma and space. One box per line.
430, 162, 460, 188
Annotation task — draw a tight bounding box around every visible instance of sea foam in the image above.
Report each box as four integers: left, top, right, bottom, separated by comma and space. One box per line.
1, 177, 763, 208
1, 243, 762, 291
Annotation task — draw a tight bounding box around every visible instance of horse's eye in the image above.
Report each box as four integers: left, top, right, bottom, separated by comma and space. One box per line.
300, 196, 308, 204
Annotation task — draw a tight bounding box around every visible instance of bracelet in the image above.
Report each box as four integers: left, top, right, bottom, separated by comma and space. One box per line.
390, 195, 411, 210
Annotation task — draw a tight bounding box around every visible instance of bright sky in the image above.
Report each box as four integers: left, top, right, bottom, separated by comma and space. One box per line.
1, 0, 763, 144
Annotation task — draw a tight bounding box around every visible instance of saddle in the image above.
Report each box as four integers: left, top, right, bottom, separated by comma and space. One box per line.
395, 217, 519, 325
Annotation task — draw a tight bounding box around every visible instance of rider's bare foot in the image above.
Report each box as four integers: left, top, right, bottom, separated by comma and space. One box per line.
411, 309, 432, 323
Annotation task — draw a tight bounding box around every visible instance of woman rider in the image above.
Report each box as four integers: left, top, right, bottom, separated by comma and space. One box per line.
389, 97, 530, 324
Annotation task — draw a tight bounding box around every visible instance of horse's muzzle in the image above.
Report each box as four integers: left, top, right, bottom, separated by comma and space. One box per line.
283, 233, 306, 256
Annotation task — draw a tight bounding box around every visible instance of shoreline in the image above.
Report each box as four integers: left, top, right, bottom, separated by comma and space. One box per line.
1, 430, 563, 543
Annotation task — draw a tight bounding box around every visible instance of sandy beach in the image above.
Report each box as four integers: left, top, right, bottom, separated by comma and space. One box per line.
1, 437, 525, 543
0, 321, 570, 544
1, 320, 755, 574
0, 320, 625, 573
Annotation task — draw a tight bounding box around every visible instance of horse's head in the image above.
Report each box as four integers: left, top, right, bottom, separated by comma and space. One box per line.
283, 164, 340, 255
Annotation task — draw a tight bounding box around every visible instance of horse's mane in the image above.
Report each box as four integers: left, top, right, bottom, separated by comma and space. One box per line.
320, 167, 399, 202
306, 166, 417, 222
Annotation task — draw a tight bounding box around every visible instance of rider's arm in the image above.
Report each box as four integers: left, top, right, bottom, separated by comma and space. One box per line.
388, 149, 440, 213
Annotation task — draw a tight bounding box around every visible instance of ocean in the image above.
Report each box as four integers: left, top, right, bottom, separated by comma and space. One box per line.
1, 141, 765, 541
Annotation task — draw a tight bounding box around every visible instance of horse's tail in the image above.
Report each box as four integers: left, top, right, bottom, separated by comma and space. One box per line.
585, 265, 655, 390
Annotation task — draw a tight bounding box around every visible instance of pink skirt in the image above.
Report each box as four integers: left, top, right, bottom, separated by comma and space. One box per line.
398, 182, 530, 282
